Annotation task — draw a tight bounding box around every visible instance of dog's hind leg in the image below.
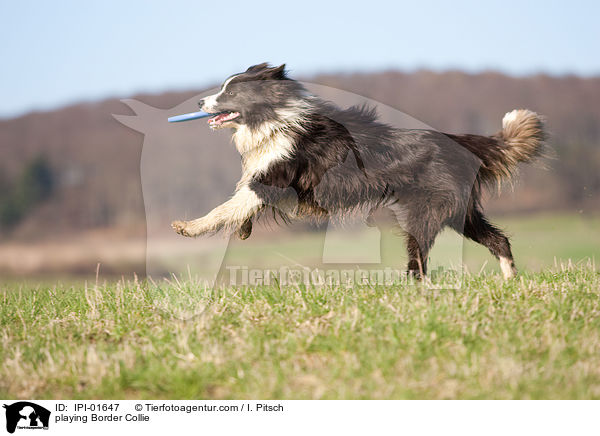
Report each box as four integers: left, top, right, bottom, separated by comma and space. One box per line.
388, 202, 439, 279
405, 216, 440, 279
454, 208, 517, 279
405, 228, 439, 279
406, 234, 428, 278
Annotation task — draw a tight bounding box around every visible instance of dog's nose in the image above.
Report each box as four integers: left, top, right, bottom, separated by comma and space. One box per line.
198, 99, 205, 108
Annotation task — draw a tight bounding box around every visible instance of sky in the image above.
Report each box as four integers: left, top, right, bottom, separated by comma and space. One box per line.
1, 0, 599, 118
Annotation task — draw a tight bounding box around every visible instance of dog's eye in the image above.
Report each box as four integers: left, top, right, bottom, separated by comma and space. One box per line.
227, 91, 234, 96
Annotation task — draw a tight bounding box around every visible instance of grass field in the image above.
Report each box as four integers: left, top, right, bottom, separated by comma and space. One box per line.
1, 214, 599, 399
1, 263, 599, 399
155, 212, 600, 279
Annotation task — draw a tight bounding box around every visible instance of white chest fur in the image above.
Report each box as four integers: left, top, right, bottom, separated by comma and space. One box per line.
233, 124, 295, 182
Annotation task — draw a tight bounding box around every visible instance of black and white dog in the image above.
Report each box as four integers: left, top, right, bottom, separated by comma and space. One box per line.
171, 63, 545, 279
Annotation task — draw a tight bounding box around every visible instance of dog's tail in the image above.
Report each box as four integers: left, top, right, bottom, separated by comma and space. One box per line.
476, 109, 546, 184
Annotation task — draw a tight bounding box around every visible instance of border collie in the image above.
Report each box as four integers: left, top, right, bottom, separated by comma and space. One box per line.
171, 63, 545, 279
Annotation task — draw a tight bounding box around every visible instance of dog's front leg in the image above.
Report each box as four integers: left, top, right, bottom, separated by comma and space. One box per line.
171, 185, 263, 237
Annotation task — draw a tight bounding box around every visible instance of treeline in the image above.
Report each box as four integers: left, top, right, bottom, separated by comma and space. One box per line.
0, 156, 54, 231
555, 141, 600, 206
0, 69, 598, 239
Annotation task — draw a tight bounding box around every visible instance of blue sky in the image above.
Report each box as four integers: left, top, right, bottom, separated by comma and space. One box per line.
1, 0, 599, 118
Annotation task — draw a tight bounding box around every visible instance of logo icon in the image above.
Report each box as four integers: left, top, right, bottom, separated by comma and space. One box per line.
3, 402, 50, 434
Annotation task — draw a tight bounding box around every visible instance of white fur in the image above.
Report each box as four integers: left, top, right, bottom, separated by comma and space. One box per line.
499, 256, 516, 279
173, 97, 313, 238
236, 128, 295, 182
232, 105, 311, 179
172, 185, 262, 236
502, 109, 520, 129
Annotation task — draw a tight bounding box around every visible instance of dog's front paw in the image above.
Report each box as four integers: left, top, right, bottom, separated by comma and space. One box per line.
171, 220, 195, 237
237, 219, 253, 240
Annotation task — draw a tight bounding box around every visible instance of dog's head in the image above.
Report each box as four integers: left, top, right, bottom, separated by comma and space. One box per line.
199, 63, 305, 129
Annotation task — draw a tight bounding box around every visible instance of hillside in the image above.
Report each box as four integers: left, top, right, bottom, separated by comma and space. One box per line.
1, 70, 599, 242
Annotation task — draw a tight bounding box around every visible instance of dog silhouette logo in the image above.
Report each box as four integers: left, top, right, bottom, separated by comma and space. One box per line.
2, 402, 50, 433
114, 82, 469, 293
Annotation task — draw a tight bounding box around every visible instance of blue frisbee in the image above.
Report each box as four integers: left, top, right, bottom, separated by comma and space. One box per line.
168, 111, 212, 123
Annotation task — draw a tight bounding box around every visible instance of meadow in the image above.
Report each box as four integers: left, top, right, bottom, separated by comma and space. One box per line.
1, 213, 599, 399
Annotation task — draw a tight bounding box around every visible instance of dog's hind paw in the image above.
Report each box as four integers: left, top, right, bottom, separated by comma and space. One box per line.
171, 220, 194, 237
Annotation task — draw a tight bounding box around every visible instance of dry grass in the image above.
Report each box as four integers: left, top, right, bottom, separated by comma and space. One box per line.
1, 261, 599, 399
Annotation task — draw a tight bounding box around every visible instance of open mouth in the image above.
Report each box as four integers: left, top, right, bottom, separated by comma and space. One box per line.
208, 111, 240, 127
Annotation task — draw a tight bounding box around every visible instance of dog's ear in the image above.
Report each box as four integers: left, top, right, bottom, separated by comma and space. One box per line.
266, 64, 287, 80
246, 63, 270, 73
247, 63, 288, 81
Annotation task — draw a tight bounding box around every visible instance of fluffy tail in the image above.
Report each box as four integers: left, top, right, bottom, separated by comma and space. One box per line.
474, 109, 546, 184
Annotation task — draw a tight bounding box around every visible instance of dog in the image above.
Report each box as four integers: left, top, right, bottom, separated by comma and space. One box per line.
171, 63, 545, 279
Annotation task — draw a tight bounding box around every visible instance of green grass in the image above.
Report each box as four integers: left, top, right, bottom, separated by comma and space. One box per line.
171, 212, 599, 278
463, 213, 600, 272
1, 261, 600, 399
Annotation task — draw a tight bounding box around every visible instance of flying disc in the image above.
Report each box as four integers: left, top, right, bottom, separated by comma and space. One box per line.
168, 111, 212, 123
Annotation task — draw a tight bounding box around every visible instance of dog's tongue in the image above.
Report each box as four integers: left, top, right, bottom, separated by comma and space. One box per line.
208, 112, 240, 126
